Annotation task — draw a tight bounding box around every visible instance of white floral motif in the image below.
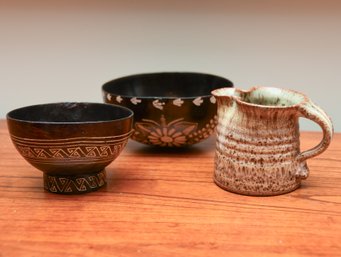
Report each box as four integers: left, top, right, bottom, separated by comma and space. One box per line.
131, 97, 142, 105
134, 115, 198, 147
106, 94, 112, 101
193, 97, 203, 106
152, 99, 165, 110
173, 98, 184, 107
116, 95, 123, 103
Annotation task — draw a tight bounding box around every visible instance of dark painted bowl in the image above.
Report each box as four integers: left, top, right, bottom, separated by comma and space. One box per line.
102, 72, 233, 147
7, 102, 133, 194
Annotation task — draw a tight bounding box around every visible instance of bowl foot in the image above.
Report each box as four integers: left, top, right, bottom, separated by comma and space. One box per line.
43, 170, 106, 194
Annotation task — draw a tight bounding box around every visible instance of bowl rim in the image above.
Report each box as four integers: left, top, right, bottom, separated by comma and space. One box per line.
102, 72, 234, 99
6, 102, 134, 125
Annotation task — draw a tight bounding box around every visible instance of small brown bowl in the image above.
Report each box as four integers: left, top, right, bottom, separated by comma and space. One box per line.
7, 102, 133, 194
102, 72, 233, 147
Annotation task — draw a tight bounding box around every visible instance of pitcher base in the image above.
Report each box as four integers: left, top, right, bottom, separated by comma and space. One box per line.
214, 176, 301, 196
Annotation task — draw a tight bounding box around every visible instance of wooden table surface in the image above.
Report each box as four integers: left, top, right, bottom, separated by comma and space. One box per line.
0, 120, 340, 257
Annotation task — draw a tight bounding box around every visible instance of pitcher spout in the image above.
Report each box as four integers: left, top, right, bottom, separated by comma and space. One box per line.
211, 88, 239, 106
211, 87, 238, 98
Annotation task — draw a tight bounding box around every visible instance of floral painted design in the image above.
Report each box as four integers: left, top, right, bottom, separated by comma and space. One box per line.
193, 97, 204, 106
133, 115, 198, 147
131, 97, 142, 105
173, 98, 184, 107
152, 99, 165, 110
116, 95, 123, 103
210, 96, 216, 104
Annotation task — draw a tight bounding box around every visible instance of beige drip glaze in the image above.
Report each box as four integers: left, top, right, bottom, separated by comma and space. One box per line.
212, 86, 333, 196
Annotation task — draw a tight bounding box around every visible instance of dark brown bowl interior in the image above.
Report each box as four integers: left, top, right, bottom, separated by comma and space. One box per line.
7, 102, 132, 123
102, 72, 232, 98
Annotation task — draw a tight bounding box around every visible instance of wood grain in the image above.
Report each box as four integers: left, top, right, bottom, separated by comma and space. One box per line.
0, 120, 340, 257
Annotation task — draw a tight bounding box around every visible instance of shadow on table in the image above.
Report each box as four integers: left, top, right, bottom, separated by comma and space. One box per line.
126, 137, 216, 156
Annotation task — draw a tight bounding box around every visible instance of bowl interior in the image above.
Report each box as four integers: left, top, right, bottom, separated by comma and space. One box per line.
102, 72, 233, 98
7, 102, 133, 123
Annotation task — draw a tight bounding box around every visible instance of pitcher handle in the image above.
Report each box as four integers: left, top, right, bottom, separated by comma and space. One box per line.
296, 100, 333, 162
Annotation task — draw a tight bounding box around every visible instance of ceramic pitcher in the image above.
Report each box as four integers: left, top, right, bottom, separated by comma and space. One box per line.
211, 86, 333, 196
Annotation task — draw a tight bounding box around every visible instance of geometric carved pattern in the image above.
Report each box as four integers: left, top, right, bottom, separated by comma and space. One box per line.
17, 145, 117, 159
43, 170, 106, 194
11, 134, 131, 164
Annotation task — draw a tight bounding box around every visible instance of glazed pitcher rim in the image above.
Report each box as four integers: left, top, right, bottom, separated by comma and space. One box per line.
211, 86, 310, 109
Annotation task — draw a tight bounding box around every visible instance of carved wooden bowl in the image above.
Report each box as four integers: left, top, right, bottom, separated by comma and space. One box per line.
102, 72, 233, 147
7, 102, 133, 194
